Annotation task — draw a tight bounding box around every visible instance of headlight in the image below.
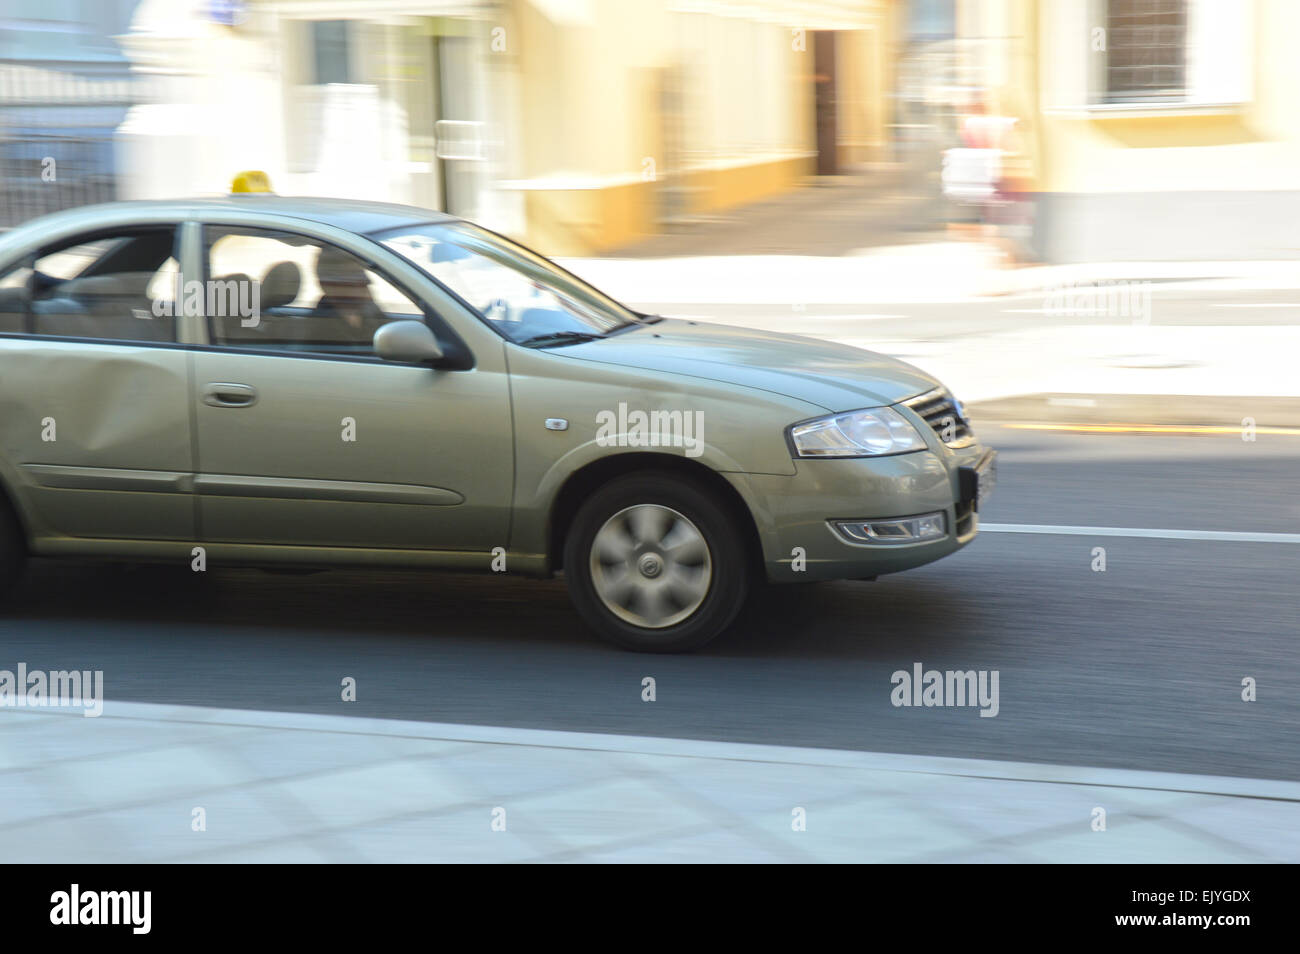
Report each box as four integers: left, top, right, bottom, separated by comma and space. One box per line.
789, 407, 927, 458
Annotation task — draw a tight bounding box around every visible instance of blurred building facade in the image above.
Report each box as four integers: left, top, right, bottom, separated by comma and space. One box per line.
496, 0, 899, 253
110, 0, 900, 254
11, 0, 1294, 263
0, 0, 142, 228
951, 0, 1300, 262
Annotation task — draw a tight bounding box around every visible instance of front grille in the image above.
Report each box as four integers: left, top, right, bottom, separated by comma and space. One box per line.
903, 388, 975, 447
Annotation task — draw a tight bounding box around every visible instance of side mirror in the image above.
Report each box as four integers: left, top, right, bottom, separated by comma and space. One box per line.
374, 319, 444, 364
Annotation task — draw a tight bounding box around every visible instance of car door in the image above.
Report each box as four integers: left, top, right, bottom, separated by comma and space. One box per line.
0, 224, 196, 544
190, 222, 513, 553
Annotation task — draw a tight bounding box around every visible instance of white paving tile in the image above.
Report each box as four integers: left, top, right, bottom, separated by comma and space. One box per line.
343, 809, 549, 863
501, 775, 717, 852
2, 703, 1293, 863
266, 757, 469, 831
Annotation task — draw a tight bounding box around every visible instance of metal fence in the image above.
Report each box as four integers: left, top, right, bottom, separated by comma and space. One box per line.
0, 64, 136, 230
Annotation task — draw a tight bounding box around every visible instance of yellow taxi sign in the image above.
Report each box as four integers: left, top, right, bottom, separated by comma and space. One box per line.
231, 170, 273, 193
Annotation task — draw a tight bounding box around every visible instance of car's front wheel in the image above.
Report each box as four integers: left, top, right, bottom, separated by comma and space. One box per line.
563, 473, 751, 652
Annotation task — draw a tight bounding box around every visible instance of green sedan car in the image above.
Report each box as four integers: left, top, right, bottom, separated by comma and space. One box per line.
0, 197, 995, 652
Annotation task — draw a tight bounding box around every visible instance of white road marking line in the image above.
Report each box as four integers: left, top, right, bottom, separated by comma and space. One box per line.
1212, 303, 1300, 308
980, 523, 1300, 544
11, 700, 1300, 801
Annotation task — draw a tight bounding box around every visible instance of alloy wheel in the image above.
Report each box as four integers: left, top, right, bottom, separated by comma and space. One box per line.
588, 504, 713, 629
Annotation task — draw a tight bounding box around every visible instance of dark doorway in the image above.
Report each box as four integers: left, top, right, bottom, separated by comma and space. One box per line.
813, 31, 838, 176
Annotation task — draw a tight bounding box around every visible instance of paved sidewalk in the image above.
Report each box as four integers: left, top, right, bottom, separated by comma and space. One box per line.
558, 246, 1300, 409
566, 168, 1300, 302
560, 248, 1300, 305
2, 701, 1296, 863
560, 244, 1011, 304
557, 255, 1300, 409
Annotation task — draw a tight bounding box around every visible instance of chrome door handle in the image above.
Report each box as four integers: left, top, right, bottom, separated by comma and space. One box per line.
202, 382, 258, 408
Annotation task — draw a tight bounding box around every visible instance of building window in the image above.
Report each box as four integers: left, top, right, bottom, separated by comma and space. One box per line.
311, 20, 352, 85
1104, 0, 1188, 103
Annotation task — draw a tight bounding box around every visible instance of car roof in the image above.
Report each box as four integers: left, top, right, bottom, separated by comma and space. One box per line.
196, 195, 459, 233
5, 196, 458, 242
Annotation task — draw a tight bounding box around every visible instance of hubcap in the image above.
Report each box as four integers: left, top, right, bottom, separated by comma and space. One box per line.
589, 504, 712, 629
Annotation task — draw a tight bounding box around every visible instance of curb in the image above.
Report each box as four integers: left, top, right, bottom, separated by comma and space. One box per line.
10, 699, 1300, 803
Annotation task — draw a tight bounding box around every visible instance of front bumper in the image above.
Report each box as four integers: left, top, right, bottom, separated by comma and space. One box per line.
724, 441, 993, 583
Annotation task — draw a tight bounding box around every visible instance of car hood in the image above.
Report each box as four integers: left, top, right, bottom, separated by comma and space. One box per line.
558, 318, 939, 412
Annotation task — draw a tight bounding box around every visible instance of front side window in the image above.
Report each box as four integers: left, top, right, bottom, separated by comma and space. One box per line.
0, 263, 32, 334
377, 222, 643, 346
204, 227, 422, 357
0, 229, 179, 342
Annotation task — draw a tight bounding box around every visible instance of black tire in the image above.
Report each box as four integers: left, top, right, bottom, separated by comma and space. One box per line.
0, 496, 26, 599
563, 473, 752, 652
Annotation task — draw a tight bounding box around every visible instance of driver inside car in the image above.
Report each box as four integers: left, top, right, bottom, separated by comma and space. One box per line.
312, 246, 386, 338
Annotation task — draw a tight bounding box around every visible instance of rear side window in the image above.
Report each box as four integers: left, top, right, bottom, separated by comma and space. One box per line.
0, 228, 180, 343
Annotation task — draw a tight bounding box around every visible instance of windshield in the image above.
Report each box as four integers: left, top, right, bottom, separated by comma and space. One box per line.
376, 222, 642, 344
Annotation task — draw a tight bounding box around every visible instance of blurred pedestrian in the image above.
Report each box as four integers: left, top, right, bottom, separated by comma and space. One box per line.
986, 90, 1037, 266
942, 90, 1037, 266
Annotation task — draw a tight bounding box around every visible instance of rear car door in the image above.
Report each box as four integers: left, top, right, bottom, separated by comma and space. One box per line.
0, 224, 196, 544
190, 220, 513, 553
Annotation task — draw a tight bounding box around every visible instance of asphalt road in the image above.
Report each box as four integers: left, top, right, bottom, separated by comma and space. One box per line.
1, 421, 1296, 781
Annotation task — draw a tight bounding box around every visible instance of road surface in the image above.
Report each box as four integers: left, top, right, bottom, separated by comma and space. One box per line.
2, 421, 1295, 781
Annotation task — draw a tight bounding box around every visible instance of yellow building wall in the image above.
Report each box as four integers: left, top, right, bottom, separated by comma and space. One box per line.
836, 24, 893, 167
506, 0, 896, 255
1032, 0, 1300, 196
